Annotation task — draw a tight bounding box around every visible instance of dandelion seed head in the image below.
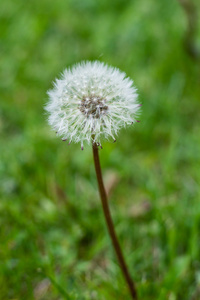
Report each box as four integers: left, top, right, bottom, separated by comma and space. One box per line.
45, 61, 140, 146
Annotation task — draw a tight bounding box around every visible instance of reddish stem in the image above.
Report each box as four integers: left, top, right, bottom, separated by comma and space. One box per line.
92, 142, 138, 299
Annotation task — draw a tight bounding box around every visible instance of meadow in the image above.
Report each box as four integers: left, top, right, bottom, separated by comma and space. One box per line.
0, 0, 200, 299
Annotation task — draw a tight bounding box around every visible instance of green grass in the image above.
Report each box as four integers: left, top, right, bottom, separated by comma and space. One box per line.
1, 0, 200, 299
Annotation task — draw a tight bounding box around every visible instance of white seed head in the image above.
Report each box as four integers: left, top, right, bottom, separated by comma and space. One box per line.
45, 61, 140, 147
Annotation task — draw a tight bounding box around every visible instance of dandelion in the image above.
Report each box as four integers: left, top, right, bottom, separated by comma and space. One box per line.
45, 61, 140, 299
45, 61, 140, 149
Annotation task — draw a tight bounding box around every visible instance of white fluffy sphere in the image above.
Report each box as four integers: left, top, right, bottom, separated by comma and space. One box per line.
45, 61, 140, 149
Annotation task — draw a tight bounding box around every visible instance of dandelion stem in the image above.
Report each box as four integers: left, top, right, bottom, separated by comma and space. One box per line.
92, 142, 138, 299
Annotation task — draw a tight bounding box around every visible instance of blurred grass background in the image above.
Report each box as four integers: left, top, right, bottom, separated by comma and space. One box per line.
0, 0, 200, 299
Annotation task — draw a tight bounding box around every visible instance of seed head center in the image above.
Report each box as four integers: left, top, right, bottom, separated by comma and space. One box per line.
79, 95, 108, 119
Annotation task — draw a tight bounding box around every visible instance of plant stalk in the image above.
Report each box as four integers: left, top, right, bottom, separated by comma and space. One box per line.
92, 142, 137, 299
